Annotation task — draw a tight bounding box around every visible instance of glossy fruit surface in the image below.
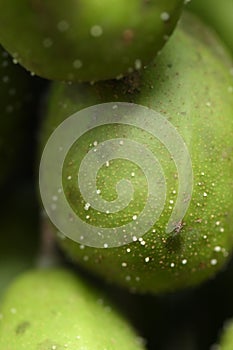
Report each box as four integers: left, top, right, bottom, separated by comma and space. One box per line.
0, 0, 183, 82
40, 13, 233, 294
187, 0, 233, 56
0, 268, 145, 350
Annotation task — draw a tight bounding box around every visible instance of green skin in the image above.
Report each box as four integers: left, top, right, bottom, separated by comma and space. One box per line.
0, 268, 145, 350
0, 188, 39, 299
40, 12, 233, 294
218, 321, 233, 350
0, 0, 183, 82
0, 46, 34, 186
187, 0, 233, 56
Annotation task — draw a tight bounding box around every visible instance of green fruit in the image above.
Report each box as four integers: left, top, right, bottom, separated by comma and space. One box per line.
0, 46, 36, 186
217, 321, 233, 350
0, 0, 183, 82
0, 188, 39, 299
40, 12, 233, 294
0, 268, 145, 350
187, 0, 233, 56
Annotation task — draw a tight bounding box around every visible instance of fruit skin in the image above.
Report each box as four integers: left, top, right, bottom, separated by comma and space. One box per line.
0, 268, 145, 350
0, 46, 37, 187
187, 0, 233, 56
0, 187, 39, 299
40, 12, 233, 294
218, 321, 233, 350
0, 0, 183, 82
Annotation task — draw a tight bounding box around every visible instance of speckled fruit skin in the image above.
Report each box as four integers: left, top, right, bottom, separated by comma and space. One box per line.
0, 0, 183, 82
0, 46, 34, 186
0, 268, 145, 350
187, 0, 233, 56
40, 13, 233, 294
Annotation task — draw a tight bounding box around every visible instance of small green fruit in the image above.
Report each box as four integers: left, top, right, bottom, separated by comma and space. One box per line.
0, 0, 183, 82
0, 268, 145, 350
187, 0, 233, 56
40, 13, 233, 294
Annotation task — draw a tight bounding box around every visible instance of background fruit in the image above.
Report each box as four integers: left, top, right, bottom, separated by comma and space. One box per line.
40, 12, 233, 294
187, 0, 233, 56
0, 0, 183, 82
218, 320, 233, 350
0, 268, 145, 350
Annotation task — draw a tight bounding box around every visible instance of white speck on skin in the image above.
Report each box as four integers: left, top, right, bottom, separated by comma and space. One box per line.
214, 246, 221, 252
220, 228, 224, 233
131, 172, 135, 177
145, 257, 150, 263
132, 215, 137, 221
122, 262, 127, 267
203, 192, 208, 197
90, 25, 103, 37
106, 161, 110, 167
67, 175, 72, 180
43, 38, 53, 48
93, 140, 98, 146
140, 240, 146, 246
57, 20, 70, 32
104, 243, 108, 248
119, 140, 124, 145
182, 259, 187, 265
96, 189, 101, 194
210, 259, 217, 266
160, 12, 170, 21
203, 235, 207, 239
132, 236, 137, 242
216, 221, 220, 226
73, 59, 83, 69
126, 248, 131, 253
206, 101, 211, 107
170, 263, 175, 268
84, 203, 90, 210
135, 59, 142, 70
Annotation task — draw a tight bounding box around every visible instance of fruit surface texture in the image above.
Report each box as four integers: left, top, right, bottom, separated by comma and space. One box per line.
40, 13, 233, 294
0, 0, 183, 82
187, 0, 233, 56
0, 268, 145, 350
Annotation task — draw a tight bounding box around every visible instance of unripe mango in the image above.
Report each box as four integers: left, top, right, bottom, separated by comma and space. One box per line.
0, 268, 145, 350
40, 13, 233, 294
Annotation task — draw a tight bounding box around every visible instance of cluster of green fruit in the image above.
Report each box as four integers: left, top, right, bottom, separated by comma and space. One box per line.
0, 1, 233, 349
